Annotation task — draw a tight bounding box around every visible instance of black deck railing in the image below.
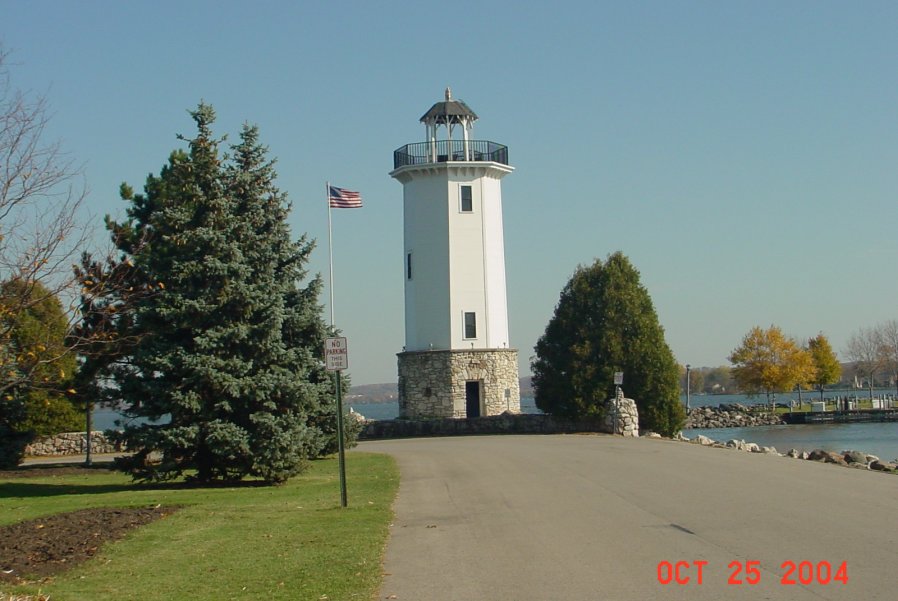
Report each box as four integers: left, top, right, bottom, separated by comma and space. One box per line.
393, 140, 509, 169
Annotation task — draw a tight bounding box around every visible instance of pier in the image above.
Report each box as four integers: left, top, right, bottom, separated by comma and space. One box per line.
781, 408, 898, 424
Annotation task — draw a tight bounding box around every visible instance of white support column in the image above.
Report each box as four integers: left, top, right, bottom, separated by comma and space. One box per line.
429, 124, 437, 162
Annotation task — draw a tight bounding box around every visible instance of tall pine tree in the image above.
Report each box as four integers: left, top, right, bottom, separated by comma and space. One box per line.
106, 104, 347, 483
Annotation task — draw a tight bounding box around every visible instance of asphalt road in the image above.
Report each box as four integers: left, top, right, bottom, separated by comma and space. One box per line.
362, 434, 898, 601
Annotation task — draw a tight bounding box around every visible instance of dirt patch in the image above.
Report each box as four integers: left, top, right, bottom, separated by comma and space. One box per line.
0, 506, 179, 584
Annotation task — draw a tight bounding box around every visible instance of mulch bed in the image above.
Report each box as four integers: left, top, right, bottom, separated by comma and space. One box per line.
0, 467, 180, 584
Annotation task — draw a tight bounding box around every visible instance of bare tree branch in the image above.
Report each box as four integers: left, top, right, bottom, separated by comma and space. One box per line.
875, 319, 898, 396
843, 326, 884, 399
0, 44, 93, 397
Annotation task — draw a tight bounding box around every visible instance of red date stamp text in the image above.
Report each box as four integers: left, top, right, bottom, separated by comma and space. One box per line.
656, 560, 848, 586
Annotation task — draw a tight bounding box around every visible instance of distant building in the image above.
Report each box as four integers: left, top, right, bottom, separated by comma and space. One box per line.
390, 88, 520, 418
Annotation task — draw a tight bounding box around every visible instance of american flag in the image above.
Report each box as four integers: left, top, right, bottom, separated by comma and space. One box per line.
328, 185, 363, 209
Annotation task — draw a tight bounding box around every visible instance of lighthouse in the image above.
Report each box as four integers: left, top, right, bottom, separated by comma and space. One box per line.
390, 88, 520, 419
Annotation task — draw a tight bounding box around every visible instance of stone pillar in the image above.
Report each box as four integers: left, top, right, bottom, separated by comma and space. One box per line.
398, 349, 520, 419
604, 388, 639, 437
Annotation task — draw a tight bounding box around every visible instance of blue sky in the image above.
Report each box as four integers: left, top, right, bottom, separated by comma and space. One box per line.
4, 1, 897, 385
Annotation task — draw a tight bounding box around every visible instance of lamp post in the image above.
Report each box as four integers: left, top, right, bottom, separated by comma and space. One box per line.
685, 364, 691, 411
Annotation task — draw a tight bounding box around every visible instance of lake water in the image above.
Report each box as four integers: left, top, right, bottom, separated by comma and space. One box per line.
92, 390, 898, 462
91, 408, 166, 431
680, 390, 898, 461
681, 422, 898, 462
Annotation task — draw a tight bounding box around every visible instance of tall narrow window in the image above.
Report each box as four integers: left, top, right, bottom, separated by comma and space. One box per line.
460, 185, 473, 212
406, 252, 412, 280
463, 312, 477, 339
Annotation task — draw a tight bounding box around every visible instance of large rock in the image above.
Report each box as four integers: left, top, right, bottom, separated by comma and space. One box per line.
807, 449, 846, 465
870, 460, 897, 472
843, 450, 869, 465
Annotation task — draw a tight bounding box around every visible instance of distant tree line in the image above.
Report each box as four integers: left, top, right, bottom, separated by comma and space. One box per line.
719, 322, 898, 411
682, 359, 894, 398
677, 365, 736, 395
726, 327, 838, 411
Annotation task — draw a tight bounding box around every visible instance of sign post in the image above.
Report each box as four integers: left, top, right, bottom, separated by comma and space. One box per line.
613, 371, 624, 436
325, 337, 349, 507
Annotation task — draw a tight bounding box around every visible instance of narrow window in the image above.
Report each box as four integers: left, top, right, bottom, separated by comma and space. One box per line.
406, 252, 412, 280
460, 185, 473, 212
463, 312, 477, 339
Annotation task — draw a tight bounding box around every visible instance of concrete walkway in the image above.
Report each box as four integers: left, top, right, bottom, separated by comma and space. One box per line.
363, 434, 898, 601
20, 453, 124, 466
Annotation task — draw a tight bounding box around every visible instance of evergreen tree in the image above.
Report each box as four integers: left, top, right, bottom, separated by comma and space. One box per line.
532, 252, 684, 436
106, 104, 349, 484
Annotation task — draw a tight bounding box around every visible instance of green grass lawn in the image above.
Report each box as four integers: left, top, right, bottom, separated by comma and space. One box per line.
1, 452, 398, 601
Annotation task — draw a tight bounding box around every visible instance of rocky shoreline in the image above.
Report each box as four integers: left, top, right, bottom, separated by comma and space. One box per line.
685, 404, 783, 428
663, 431, 898, 473
670, 404, 897, 473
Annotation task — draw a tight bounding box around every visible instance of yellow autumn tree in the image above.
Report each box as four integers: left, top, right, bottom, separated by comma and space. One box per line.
807, 333, 841, 402
728, 325, 814, 412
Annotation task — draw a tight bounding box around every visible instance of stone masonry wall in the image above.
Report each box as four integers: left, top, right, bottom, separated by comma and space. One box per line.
25, 431, 123, 457
603, 389, 639, 437
398, 348, 520, 419
452, 349, 520, 416
398, 350, 454, 418
360, 412, 607, 439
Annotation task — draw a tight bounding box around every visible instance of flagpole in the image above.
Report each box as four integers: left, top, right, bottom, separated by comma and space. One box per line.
326, 181, 336, 327
326, 182, 348, 508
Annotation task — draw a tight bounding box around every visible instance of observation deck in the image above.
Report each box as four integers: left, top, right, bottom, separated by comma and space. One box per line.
393, 140, 509, 170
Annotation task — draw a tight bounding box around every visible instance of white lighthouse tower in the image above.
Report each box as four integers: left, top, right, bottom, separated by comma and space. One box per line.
390, 88, 520, 419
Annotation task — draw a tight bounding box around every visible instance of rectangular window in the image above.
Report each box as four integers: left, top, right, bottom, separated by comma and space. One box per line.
463, 312, 477, 339
460, 185, 473, 212
406, 252, 412, 280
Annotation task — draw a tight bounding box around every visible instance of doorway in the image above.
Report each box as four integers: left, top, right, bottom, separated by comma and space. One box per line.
465, 381, 481, 418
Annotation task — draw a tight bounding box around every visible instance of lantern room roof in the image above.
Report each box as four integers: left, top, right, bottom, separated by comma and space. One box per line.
420, 87, 478, 125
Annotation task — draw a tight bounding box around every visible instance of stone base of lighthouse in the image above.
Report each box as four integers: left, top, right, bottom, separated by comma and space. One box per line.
397, 349, 520, 419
